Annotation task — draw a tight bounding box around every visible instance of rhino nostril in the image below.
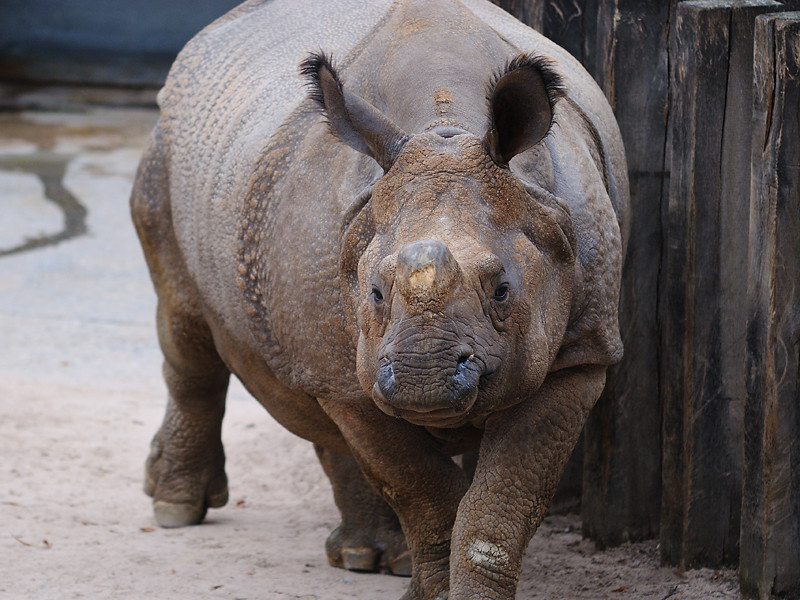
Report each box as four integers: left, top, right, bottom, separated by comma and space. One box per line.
454, 353, 474, 379
376, 358, 396, 398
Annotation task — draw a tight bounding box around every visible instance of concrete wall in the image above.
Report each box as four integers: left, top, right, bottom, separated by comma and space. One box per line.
0, 0, 242, 86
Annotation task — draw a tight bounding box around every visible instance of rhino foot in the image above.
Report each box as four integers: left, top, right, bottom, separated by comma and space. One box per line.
151, 500, 207, 528
144, 433, 229, 527
325, 523, 411, 576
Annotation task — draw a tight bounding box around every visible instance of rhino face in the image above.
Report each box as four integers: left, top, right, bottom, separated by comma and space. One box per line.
353, 134, 575, 427
364, 236, 504, 428
301, 51, 575, 426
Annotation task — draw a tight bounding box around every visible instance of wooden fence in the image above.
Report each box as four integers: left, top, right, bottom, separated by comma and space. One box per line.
492, 1, 800, 598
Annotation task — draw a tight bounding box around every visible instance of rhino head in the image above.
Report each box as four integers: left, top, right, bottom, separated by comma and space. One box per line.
303, 52, 577, 428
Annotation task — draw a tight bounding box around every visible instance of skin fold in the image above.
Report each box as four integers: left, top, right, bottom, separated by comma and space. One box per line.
130, 1, 629, 598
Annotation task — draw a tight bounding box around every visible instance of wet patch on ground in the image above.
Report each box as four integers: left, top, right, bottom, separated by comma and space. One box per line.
0, 108, 155, 256
0, 151, 86, 256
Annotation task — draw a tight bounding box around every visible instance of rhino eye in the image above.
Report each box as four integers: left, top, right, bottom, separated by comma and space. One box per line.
493, 283, 510, 302
371, 286, 384, 303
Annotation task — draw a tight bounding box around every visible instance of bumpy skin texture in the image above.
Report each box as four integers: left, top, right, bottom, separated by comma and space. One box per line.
131, 1, 629, 598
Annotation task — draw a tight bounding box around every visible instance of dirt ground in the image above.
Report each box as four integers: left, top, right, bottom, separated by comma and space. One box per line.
0, 105, 744, 599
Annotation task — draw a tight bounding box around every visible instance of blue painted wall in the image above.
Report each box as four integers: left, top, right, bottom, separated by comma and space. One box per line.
0, 0, 243, 85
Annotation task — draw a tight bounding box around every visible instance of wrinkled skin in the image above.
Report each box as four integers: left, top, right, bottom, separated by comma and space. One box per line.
354, 134, 575, 429
130, 1, 629, 598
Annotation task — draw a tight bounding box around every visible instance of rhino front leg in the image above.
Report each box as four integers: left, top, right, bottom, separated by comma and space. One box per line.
449, 366, 607, 599
314, 445, 411, 575
318, 397, 470, 600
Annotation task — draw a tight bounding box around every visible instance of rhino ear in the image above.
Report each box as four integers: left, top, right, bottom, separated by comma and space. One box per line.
301, 52, 409, 172
484, 54, 565, 167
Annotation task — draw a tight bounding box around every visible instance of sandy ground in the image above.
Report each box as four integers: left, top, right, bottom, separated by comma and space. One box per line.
0, 106, 744, 599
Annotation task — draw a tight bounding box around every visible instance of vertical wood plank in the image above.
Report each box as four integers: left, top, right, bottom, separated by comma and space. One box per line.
660, 0, 784, 569
662, 0, 727, 569
661, 0, 730, 569
740, 12, 800, 599
580, 0, 674, 547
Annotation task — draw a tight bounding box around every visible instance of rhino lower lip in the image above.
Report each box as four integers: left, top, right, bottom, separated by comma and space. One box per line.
371, 383, 478, 426
400, 411, 471, 428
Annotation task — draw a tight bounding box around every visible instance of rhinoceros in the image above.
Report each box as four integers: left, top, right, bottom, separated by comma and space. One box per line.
131, 0, 629, 597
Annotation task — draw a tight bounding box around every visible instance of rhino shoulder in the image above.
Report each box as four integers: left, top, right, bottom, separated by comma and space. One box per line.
547, 111, 625, 370
515, 90, 625, 371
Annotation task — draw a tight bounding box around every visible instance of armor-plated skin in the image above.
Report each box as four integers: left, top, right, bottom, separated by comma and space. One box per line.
131, 1, 629, 598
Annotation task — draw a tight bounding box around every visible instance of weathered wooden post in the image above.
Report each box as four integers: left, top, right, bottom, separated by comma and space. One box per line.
580, 0, 676, 548
660, 0, 785, 569
740, 11, 800, 599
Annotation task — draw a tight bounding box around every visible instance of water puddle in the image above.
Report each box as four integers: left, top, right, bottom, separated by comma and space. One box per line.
0, 151, 87, 257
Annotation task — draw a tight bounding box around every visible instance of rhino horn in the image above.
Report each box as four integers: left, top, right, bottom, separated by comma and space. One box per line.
301, 52, 409, 172
484, 54, 565, 167
395, 239, 461, 312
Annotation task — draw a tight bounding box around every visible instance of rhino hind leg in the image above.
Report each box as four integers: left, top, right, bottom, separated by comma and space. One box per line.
314, 445, 411, 576
132, 125, 231, 528
142, 339, 230, 528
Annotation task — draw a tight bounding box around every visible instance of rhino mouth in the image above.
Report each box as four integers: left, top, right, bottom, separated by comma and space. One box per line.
372, 382, 479, 427
370, 351, 489, 427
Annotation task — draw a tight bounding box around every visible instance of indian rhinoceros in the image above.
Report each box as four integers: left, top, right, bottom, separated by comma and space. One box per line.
131, 0, 629, 597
